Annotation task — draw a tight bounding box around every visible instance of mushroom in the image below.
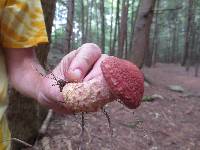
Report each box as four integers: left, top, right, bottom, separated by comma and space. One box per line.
62, 56, 144, 113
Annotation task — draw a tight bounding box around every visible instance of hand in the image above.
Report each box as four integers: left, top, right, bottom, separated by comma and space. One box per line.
37, 43, 102, 113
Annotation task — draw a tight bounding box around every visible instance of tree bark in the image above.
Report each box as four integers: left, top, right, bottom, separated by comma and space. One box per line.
128, 0, 137, 59
152, 8, 161, 66
118, 0, 129, 58
171, 9, 179, 63
81, 0, 85, 44
182, 0, 193, 66
88, 0, 94, 42
110, 0, 120, 56
145, 0, 160, 67
186, 0, 196, 71
194, 41, 199, 77
130, 0, 156, 68
65, 0, 75, 54
95, 0, 100, 44
195, 44, 200, 77
194, 24, 200, 77
7, 1, 56, 149
37, 0, 56, 68
85, 0, 89, 42
195, 63, 199, 77
100, 0, 105, 52
109, 0, 114, 52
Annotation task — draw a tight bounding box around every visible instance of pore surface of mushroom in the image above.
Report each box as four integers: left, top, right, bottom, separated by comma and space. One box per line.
62, 56, 144, 113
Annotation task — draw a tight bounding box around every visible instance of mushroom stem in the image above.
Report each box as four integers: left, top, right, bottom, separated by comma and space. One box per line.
62, 75, 114, 113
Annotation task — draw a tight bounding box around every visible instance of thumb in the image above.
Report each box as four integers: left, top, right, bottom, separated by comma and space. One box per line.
67, 43, 101, 82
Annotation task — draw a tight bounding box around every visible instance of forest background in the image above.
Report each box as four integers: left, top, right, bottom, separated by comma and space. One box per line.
7, 0, 200, 149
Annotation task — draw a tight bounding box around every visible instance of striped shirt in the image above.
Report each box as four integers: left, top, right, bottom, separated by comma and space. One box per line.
0, 0, 48, 149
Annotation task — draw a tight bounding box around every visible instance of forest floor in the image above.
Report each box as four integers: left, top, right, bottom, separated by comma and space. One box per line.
26, 50, 200, 150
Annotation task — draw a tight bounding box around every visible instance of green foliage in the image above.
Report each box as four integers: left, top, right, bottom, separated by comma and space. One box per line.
142, 96, 155, 102
51, 26, 65, 43
52, 0, 142, 52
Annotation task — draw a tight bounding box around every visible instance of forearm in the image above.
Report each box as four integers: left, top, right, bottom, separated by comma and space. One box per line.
4, 47, 44, 100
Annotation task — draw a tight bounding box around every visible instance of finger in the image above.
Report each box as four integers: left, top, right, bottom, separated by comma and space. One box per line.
83, 54, 109, 81
41, 79, 73, 114
67, 43, 101, 81
37, 89, 68, 114
52, 49, 79, 80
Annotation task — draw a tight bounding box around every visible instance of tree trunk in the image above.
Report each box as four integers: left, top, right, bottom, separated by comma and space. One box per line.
186, 0, 196, 71
85, 0, 89, 42
182, 0, 193, 66
65, 0, 75, 54
186, 27, 195, 71
100, 0, 105, 52
109, 0, 114, 52
7, 1, 56, 149
174, 10, 179, 63
118, 0, 129, 58
145, 0, 160, 67
130, 0, 156, 68
195, 63, 199, 77
128, 0, 137, 59
95, 0, 100, 44
81, 0, 85, 44
110, 0, 120, 56
152, 2, 161, 66
170, 11, 179, 63
37, 0, 56, 68
88, 0, 94, 42
194, 45, 200, 77
194, 24, 200, 77
152, 23, 160, 66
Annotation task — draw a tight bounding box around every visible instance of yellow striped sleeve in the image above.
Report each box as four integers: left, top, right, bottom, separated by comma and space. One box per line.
1, 0, 48, 48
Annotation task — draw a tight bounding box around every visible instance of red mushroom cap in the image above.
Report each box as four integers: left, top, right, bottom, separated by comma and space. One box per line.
101, 56, 144, 109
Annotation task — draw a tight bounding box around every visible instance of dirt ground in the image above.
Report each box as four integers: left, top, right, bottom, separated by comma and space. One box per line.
26, 53, 200, 150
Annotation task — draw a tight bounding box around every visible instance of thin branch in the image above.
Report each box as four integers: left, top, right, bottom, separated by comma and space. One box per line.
153, 6, 182, 12
39, 109, 53, 136
12, 138, 33, 148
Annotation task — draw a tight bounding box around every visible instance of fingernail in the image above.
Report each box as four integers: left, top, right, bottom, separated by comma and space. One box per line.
72, 69, 82, 80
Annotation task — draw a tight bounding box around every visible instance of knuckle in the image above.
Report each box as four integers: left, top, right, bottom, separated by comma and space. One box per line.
61, 50, 77, 64
82, 43, 102, 54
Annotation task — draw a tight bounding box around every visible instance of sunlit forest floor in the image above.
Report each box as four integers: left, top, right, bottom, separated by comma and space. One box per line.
25, 49, 200, 150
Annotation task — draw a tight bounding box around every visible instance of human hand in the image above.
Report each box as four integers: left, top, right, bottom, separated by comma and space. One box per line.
37, 43, 102, 113
5, 43, 143, 114
37, 43, 144, 113
61, 54, 144, 113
